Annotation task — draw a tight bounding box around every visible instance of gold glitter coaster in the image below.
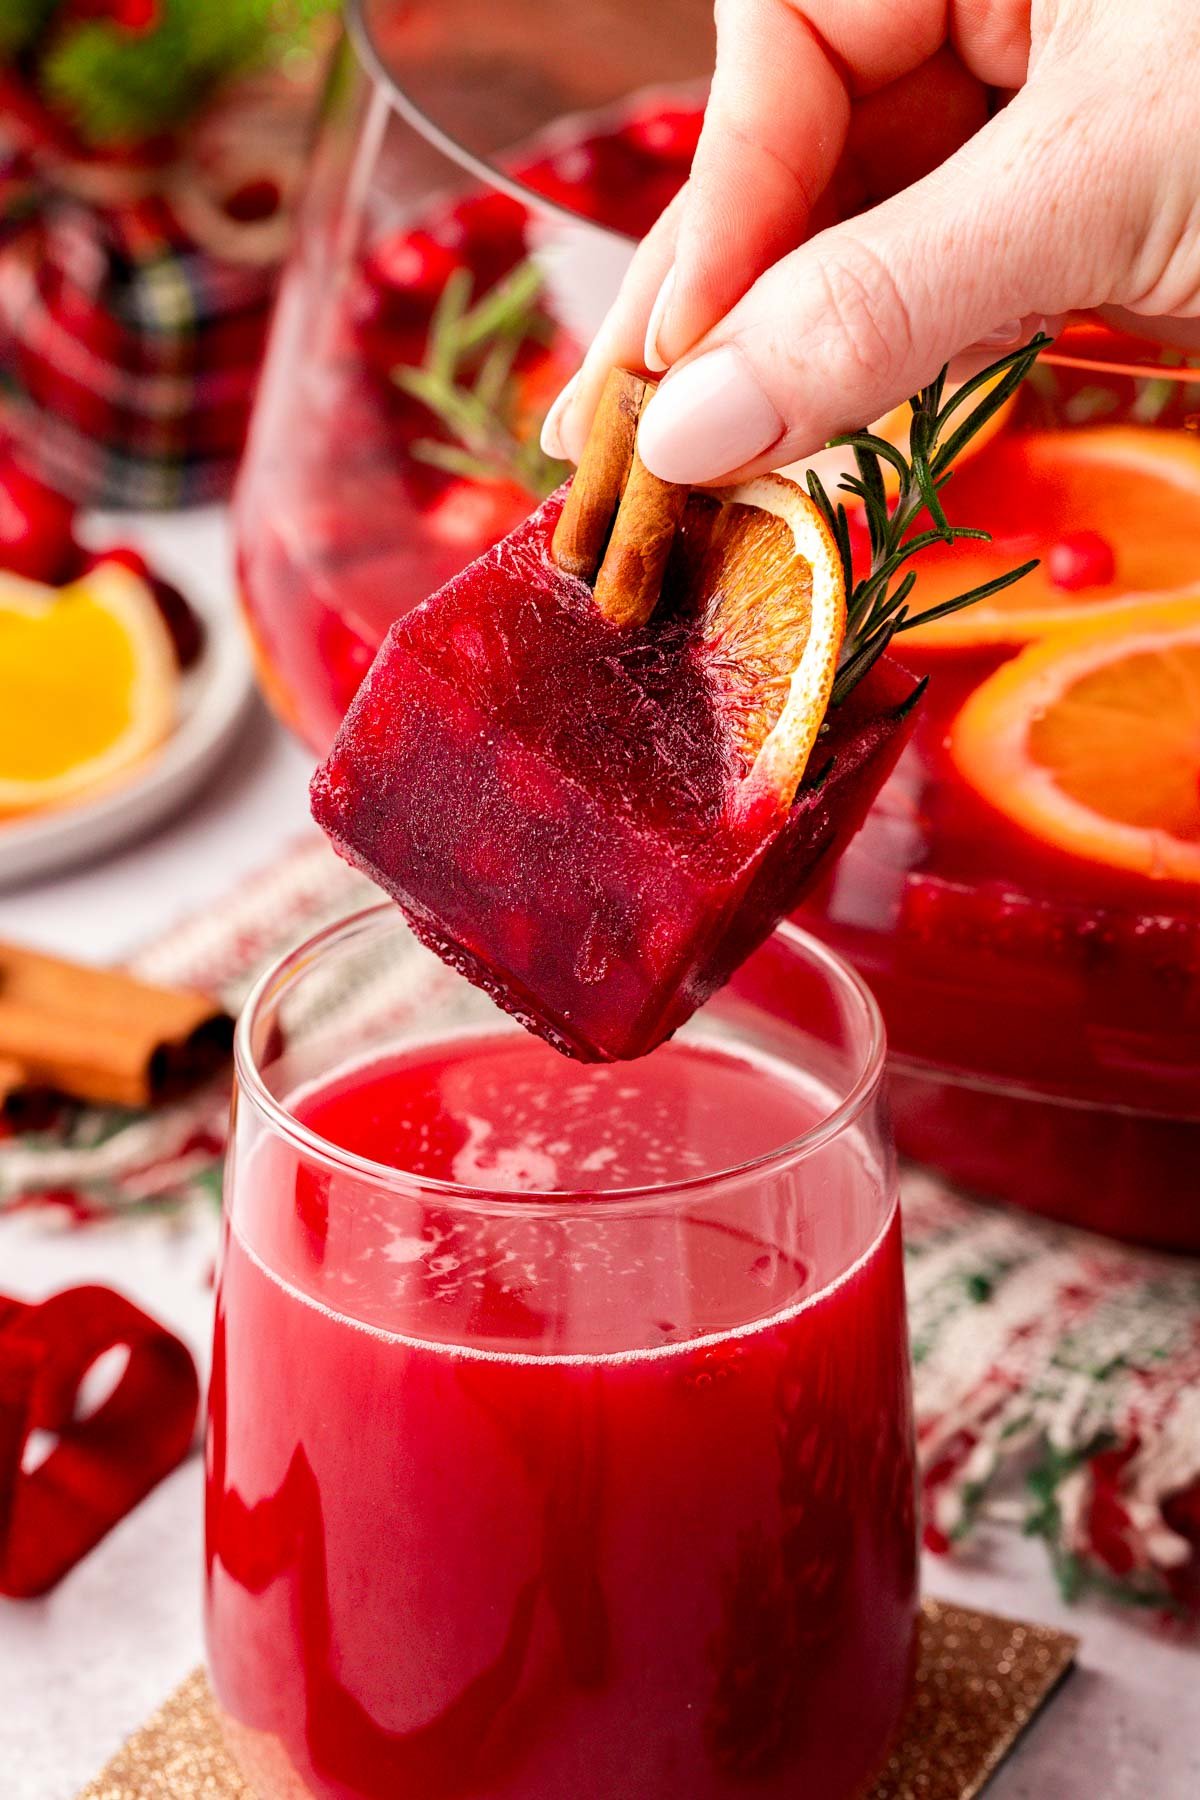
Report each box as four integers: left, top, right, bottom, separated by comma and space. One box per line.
78, 1599, 1077, 1800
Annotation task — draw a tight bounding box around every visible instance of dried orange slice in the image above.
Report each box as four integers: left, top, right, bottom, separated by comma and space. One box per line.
0, 560, 178, 816
949, 597, 1200, 883
693, 474, 846, 815
901, 427, 1200, 650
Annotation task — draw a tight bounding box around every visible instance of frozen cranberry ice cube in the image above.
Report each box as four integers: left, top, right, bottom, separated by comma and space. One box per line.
312, 391, 918, 1059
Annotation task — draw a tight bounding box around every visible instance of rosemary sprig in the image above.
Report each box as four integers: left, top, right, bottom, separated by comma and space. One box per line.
806, 334, 1050, 704
393, 258, 570, 500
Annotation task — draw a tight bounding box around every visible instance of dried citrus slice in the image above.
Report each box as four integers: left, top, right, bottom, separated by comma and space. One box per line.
901, 428, 1200, 650
949, 597, 1200, 883
692, 473, 845, 816
0, 560, 178, 816
794, 371, 1016, 501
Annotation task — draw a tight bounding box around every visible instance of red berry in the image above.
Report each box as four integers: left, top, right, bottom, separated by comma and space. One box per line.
224, 178, 282, 224
0, 460, 79, 584
623, 104, 704, 165
444, 191, 528, 283
1047, 529, 1116, 591
366, 230, 463, 310
85, 546, 205, 669
520, 135, 656, 232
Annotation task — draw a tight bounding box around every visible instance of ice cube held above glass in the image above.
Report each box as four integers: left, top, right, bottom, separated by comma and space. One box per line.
312, 346, 1044, 1061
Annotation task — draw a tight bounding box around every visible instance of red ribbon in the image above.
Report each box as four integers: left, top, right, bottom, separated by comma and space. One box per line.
0, 1285, 199, 1598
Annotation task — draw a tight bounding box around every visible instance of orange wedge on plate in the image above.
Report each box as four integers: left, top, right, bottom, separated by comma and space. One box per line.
0, 560, 178, 816
901, 427, 1200, 650
694, 474, 846, 816
949, 597, 1200, 883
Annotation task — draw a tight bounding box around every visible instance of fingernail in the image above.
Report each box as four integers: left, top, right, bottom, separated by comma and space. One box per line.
976, 319, 1024, 347
540, 373, 580, 460
643, 268, 675, 373
638, 346, 784, 485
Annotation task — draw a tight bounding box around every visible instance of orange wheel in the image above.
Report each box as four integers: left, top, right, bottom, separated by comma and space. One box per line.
949, 598, 1200, 884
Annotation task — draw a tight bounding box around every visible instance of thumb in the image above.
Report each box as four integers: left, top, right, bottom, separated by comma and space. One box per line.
637, 99, 1077, 485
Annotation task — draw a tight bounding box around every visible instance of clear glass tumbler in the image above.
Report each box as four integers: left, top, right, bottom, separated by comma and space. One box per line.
205, 905, 917, 1800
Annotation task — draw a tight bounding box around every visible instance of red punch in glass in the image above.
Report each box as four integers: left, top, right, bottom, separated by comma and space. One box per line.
205, 904, 917, 1800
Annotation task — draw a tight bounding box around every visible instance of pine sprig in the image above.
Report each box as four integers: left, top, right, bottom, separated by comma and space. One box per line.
394, 258, 570, 500
806, 334, 1049, 704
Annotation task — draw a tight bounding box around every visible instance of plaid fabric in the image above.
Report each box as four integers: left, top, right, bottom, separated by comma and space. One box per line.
1, 837, 1198, 1615
0, 132, 278, 508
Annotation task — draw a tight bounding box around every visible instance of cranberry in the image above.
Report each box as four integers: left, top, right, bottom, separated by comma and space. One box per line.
423, 479, 529, 552
443, 191, 528, 285
0, 459, 79, 584
224, 177, 282, 223
86, 546, 206, 669
623, 105, 704, 165
520, 135, 656, 232
1047, 529, 1116, 591
365, 229, 462, 313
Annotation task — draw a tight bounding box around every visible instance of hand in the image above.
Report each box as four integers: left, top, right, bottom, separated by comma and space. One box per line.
541, 0, 1200, 486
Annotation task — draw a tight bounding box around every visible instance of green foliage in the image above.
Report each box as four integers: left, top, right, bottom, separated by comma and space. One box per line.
0, 0, 57, 60
20, 0, 337, 148
395, 258, 571, 500
805, 334, 1049, 702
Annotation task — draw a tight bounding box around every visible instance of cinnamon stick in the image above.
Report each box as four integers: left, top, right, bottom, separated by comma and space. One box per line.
593, 434, 690, 631
551, 367, 644, 580
0, 942, 233, 1112
550, 366, 688, 629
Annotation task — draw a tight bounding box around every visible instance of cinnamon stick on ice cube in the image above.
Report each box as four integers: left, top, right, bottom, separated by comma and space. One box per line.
551, 366, 689, 630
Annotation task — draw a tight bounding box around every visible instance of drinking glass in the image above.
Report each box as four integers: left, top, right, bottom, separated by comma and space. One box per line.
205, 905, 917, 1800
235, 0, 713, 752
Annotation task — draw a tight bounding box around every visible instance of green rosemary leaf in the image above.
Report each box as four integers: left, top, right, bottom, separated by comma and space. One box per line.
817, 333, 1047, 700
826, 430, 909, 483
830, 617, 904, 705
899, 557, 1040, 628
457, 261, 546, 353
425, 267, 475, 383
393, 255, 567, 501
409, 438, 511, 483
933, 335, 1049, 473
473, 336, 522, 417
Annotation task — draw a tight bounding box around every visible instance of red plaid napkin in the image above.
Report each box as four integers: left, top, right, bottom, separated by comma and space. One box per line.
0, 74, 307, 509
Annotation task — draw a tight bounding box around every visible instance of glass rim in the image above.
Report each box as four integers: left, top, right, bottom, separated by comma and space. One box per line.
234, 901, 888, 1215
343, 8, 1200, 381
345, 0, 647, 245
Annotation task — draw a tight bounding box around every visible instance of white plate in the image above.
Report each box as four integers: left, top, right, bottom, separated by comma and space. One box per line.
0, 581, 257, 890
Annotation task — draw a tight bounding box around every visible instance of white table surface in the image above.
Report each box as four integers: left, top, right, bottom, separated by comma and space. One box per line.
1, 509, 1197, 1799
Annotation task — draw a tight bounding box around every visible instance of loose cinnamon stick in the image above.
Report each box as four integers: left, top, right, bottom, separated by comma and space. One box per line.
0, 942, 233, 1111
550, 366, 688, 629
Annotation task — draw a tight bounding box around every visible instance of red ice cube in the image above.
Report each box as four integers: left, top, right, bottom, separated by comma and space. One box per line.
312, 487, 918, 1061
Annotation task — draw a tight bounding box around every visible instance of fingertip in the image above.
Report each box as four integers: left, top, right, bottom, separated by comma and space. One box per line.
643, 268, 675, 373
539, 373, 580, 461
